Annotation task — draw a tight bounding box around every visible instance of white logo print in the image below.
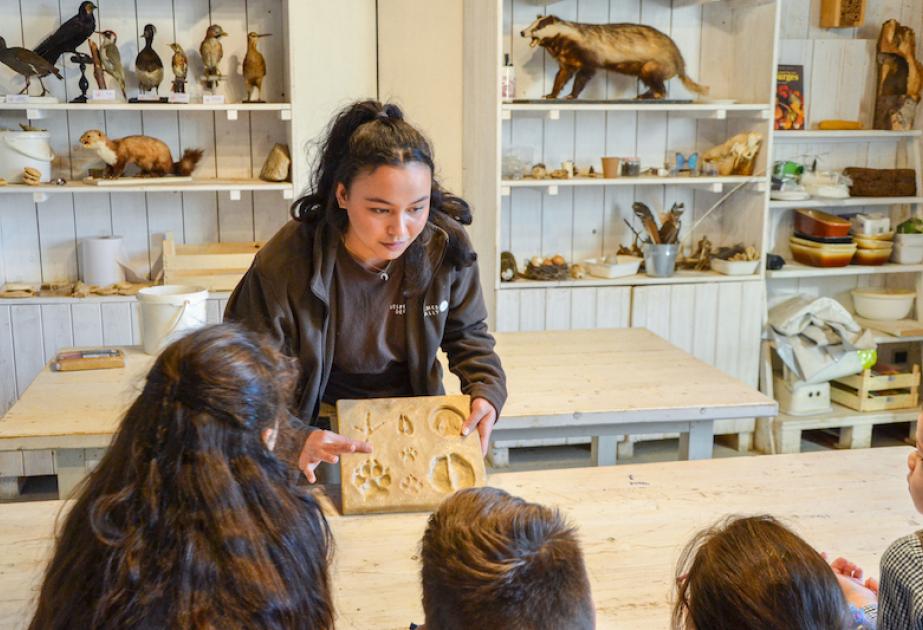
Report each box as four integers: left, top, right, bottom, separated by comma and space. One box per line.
389, 304, 406, 315
424, 300, 449, 317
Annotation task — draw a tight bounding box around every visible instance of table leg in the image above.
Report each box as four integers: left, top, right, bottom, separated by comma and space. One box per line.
54, 449, 87, 499
679, 420, 715, 460
591, 435, 618, 466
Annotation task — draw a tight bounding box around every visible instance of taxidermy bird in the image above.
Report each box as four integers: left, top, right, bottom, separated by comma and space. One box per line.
95, 30, 125, 98
33, 1, 97, 65
168, 43, 187, 93
199, 24, 227, 88
0, 36, 62, 96
242, 32, 270, 102
134, 24, 163, 94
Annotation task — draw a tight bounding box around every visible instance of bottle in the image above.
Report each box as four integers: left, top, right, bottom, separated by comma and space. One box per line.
501, 53, 516, 100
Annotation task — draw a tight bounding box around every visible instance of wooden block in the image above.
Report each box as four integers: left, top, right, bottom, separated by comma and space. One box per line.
338, 395, 485, 515
837, 424, 873, 450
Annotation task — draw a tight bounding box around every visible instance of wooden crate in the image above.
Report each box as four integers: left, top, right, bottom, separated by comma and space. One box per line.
830, 365, 920, 412
162, 235, 263, 291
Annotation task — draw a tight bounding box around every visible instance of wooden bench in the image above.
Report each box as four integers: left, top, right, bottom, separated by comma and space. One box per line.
1, 447, 919, 628
0, 328, 776, 496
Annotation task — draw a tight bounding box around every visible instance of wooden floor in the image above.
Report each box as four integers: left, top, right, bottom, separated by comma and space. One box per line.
0, 447, 920, 629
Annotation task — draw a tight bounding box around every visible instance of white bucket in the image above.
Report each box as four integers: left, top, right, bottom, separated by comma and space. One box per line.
0, 131, 55, 183
137, 285, 208, 355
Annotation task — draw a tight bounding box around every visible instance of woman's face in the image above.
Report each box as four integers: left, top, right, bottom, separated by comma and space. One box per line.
336, 162, 432, 267
907, 413, 923, 514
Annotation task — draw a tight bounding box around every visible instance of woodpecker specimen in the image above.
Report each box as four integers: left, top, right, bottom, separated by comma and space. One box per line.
242, 32, 270, 103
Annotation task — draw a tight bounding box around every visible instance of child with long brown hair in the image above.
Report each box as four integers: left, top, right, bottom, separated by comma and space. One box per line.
29, 324, 335, 630
672, 515, 874, 630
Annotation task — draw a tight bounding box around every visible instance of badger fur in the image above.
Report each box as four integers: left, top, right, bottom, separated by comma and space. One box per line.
520, 15, 708, 100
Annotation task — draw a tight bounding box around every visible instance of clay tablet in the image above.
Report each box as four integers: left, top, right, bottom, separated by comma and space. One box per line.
338, 395, 486, 515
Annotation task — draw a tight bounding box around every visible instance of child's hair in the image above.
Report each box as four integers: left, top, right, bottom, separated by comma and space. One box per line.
29, 324, 335, 630
420, 487, 594, 630
672, 514, 853, 630
291, 98, 477, 269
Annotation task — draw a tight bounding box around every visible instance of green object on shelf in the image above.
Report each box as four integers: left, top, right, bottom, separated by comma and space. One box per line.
773, 160, 804, 179
897, 218, 923, 234
858, 349, 877, 370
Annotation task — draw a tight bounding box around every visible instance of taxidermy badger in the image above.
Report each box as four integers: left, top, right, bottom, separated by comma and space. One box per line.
79, 130, 203, 178
521, 15, 709, 100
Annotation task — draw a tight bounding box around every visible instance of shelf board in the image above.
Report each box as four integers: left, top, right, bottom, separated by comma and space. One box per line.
0, 291, 232, 305
770, 196, 923, 209
0, 101, 292, 113
502, 175, 766, 189
776, 400, 919, 425
498, 270, 761, 290
672, 0, 775, 6
767, 261, 923, 279
774, 130, 922, 142
502, 101, 771, 118
0, 178, 293, 196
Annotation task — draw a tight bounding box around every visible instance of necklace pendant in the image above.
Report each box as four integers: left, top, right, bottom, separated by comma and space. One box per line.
379, 271, 389, 281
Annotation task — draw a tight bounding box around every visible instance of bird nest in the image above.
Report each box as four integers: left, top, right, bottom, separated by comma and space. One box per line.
522, 261, 569, 281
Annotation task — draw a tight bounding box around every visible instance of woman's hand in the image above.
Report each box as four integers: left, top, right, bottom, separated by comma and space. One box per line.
461, 397, 497, 456
298, 430, 373, 483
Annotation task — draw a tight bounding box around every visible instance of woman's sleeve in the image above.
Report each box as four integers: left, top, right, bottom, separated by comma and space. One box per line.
440, 261, 508, 415
224, 266, 317, 468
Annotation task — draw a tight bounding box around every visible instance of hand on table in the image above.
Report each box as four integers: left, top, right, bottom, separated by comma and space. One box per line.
298, 429, 372, 483
461, 397, 497, 456
828, 555, 879, 608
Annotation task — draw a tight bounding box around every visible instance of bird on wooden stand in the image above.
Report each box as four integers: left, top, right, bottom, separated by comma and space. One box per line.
95, 30, 125, 98
33, 1, 97, 65
135, 24, 163, 96
168, 43, 187, 93
243, 32, 270, 103
0, 36, 62, 96
199, 24, 227, 90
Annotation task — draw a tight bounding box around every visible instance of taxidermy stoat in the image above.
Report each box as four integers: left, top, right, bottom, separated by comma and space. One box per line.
521, 15, 708, 100
78, 129, 203, 178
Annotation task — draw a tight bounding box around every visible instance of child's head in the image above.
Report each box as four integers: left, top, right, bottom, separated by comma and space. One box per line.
907, 413, 923, 513
292, 99, 476, 269
30, 324, 335, 630
420, 487, 594, 630
672, 515, 852, 630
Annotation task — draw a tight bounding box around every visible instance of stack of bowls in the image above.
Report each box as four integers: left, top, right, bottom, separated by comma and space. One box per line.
894, 232, 923, 264
848, 212, 893, 265
789, 209, 855, 267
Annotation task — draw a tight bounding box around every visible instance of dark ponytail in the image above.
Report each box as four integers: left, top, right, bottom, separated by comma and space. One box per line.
291, 99, 476, 268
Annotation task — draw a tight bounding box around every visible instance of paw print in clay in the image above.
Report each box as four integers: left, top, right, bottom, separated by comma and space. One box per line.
399, 446, 418, 464
400, 474, 423, 494
352, 459, 392, 499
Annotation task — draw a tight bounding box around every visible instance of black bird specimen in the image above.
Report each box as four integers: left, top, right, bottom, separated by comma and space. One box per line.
0, 36, 62, 96
134, 23, 163, 95
33, 1, 97, 65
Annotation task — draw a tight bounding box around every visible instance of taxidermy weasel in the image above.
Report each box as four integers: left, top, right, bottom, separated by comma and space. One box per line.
521, 15, 708, 100
79, 130, 203, 178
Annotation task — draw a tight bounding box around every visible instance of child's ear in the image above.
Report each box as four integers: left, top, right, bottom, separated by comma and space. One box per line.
335, 183, 348, 208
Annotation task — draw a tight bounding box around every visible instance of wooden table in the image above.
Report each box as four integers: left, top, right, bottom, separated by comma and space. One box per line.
0, 448, 918, 629
0, 328, 776, 495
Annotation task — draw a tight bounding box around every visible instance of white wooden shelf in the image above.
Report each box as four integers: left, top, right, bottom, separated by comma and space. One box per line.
673, 0, 775, 6
767, 261, 923, 279
775, 401, 918, 425
0, 179, 294, 199
0, 101, 293, 121
0, 291, 232, 306
774, 130, 922, 142
770, 197, 923, 209
502, 175, 766, 193
499, 271, 761, 289
501, 102, 772, 120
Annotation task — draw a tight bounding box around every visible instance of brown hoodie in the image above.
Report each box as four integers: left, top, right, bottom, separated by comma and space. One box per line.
224, 219, 507, 464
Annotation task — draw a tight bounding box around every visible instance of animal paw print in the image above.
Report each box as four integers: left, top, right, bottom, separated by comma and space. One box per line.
400, 446, 418, 464
352, 459, 392, 499
400, 474, 423, 494
398, 414, 414, 435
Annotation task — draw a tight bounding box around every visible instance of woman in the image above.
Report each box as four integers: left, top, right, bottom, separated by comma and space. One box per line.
225, 99, 507, 482
29, 325, 335, 629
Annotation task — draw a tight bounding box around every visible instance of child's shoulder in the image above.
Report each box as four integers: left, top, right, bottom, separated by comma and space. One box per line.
884, 531, 923, 565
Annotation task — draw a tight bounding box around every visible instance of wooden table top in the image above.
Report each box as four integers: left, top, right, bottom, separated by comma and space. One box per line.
0, 328, 775, 449
0, 447, 918, 629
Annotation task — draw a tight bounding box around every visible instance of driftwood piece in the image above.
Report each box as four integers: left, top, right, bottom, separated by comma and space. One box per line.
874, 19, 923, 130
259, 143, 291, 182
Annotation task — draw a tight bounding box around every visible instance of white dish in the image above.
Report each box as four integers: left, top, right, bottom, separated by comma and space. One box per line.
584, 256, 642, 279
851, 288, 915, 320
771, 190, 811, 201
850, 213, 890, 235
710, 258, 760, 276
895, 233, 923, 245
892, 242, 923, 264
